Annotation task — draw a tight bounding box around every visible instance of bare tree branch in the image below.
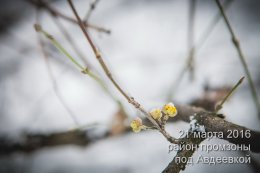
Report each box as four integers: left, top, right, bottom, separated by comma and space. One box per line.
1, 105, 259, 155
0, 130, 94, 154
162, 132, 205, 173
27, 0, 110, 34
67, 0, 180, 144
163, 106, 260, 173
215, 0, 260, 117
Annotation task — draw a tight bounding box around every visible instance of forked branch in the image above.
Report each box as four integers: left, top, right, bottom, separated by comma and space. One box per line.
215, 0, 260, 117
67, 0, 180, 144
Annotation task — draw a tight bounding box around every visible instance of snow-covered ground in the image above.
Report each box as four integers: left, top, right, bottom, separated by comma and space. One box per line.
0, 0, 260, 172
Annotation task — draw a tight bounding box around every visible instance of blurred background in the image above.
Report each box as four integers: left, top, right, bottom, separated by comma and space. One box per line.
0, 0, 260, 172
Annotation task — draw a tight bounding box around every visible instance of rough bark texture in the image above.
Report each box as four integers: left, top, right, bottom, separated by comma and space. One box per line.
163, 107, 260, 173
175, 105, 260, 152
162, 133, 205, 173
1, 105, 259, 156
0, 130, 94, 154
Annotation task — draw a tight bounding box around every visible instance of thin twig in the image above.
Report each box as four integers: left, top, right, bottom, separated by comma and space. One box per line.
34, 24, 121, 105
50, 14, 92, 68
196, 0, 234, 51
215, 76, 245, 113
49, 13, 125, 107
167, 0, 234, 101
36, 25, 85, 70
187, 0, 196, 81
215, 0, 260, 117
27, 0, 110, 34
83, 0, 100, 23
36, 11, 80, 126
67, 0, 179, 144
